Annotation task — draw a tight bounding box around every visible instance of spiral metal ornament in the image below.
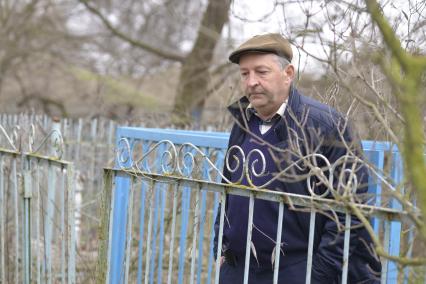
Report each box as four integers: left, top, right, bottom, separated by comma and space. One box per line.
157, 140, 178, 175
117, 137, 131, 169
224, 145, 245, 184
131, 140, 177, 175
330, 155, 362, 199
244, 149, 267, 187
176, 143, 224, 180
30, 129, 64, 159
306, 153, 333, 198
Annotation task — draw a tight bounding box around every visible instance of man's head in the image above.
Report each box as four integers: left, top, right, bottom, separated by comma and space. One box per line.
229, 33, 295, 120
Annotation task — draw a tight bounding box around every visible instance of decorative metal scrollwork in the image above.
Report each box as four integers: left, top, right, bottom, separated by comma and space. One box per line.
116, 138, 361, 198
0, 123, 64, 159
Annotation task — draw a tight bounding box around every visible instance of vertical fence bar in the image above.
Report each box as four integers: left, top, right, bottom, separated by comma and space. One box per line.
12, 158, 19, 284
196, 189, 207, 284
22, 157, 32, 284
207, 192, 220, 284
167, 183, 179, 284
214, 192, 227, 284
381, 220, 390, 284
144, 180, 155, 284
102, 169, 115, 284
157, 185, 167, 284
305, 210, 316, 284
0, 155, 5, 284
273, 202, 284, 284
341, 213, 351, 284
90, 119, 98, 194
44, 162, 57, 284
123, 176, 136, 284
177, 186, 190, 284
243, 193, 255, 284
136, 181, 148, 284
389, 151, 403, 283
59, 167, 66, 283
35, 160, 41, 284
190, 188, 201, 284
148, 185, 160, 284
66, 164, 76, 284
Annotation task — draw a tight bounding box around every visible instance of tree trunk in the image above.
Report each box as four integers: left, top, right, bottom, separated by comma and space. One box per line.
171, 0, 231, 126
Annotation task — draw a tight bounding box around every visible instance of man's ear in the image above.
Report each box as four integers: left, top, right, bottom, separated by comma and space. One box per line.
284, 64, 295, 82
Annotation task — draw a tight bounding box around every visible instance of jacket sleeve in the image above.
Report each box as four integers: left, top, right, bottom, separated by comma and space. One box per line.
310, 120, 370, 283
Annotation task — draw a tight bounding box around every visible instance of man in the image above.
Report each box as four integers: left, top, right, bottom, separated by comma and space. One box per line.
214, 33, 381, 283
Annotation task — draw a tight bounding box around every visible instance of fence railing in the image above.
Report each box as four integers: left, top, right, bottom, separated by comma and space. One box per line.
99, 127, 413, 284
0, 122, 76, 284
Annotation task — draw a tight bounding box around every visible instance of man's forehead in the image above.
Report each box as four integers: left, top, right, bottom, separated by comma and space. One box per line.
238, 53, 277, 68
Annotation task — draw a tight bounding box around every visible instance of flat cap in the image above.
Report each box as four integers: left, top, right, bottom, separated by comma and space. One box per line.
229, 33, 293, 64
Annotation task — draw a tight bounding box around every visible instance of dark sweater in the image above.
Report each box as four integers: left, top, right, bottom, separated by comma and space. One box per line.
224, 115, 308, 269
215, 88, 381, 283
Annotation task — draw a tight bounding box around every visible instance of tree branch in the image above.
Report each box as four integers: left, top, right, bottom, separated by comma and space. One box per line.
78, 0, 186, 63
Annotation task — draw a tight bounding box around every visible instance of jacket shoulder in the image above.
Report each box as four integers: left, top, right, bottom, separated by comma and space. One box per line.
295, 93, 345, 131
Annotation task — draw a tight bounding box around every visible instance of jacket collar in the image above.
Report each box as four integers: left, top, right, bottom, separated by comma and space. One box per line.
227, 86, 301, 123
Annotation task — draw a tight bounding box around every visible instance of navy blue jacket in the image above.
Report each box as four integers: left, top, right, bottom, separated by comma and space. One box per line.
214, 88, 381, 283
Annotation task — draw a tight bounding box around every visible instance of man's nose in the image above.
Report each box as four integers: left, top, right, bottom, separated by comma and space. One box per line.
246, 73, 259, 87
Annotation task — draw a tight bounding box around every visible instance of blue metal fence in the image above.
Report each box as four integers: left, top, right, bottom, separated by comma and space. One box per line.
104, 127, 407, 284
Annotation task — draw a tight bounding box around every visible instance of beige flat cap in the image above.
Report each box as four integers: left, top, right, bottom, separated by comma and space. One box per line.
229, 33, 293, 64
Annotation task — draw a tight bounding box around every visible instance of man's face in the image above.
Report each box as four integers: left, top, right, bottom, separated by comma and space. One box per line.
239, 53, 293, 119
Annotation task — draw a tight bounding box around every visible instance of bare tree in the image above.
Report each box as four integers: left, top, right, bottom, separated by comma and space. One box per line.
78, 0, 232, 126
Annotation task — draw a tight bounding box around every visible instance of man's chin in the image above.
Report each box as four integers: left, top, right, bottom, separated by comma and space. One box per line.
248, 97, 266, 108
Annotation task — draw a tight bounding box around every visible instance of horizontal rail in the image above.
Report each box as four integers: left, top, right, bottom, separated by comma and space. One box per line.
105, 168, 407, 222
0, 149, 71, 166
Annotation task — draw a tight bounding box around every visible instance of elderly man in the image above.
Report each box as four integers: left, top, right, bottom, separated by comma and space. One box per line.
214, 33, 381, 283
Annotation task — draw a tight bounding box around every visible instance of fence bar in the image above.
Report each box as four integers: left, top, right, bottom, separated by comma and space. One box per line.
123, 176, 136, 284
381, 220, 390, 284
214, 192, 227, 284
35, 160, 41, 284
22, 157, 32, 284
207, 192, 220, 284
341, 213, 351, 283
136, 182, 148, 284
144, 180, 155, 284
190, 188, 201, 284
177, 187, 190, 284
157, 185, 167, 284
273, 202, 284, 284
305, 210, 316, 284
149, 185, 160, 284
12, 158, 19, 284
59, 167, 66, 283
98, 169, 114, 284
0, 155, 5, 284
243, 193, 255, 284
167, 183, 179, 284
196, 190, 207, 284
66, 164, 76, 284
45, 163, 57, 284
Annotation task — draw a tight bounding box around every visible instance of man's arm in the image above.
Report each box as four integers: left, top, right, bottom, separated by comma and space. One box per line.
311, 122, 370, 283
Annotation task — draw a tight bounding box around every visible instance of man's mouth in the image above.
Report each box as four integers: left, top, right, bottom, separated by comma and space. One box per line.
248, 93, 264, 98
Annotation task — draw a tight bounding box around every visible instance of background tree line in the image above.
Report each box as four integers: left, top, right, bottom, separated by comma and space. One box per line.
1, 0, 425, 280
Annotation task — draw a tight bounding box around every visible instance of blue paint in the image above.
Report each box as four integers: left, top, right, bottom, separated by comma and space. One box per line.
157, 186, 167, 284
109, 127, 403, 283
149, 185, 160, 284
136, 182, 147, 284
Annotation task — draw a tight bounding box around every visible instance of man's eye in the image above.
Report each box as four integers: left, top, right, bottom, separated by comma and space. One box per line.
241, 72, 248, 77
258, 70, 268, 74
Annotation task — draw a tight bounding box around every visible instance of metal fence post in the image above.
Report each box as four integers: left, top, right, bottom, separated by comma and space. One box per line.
96, 169, 113, 284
